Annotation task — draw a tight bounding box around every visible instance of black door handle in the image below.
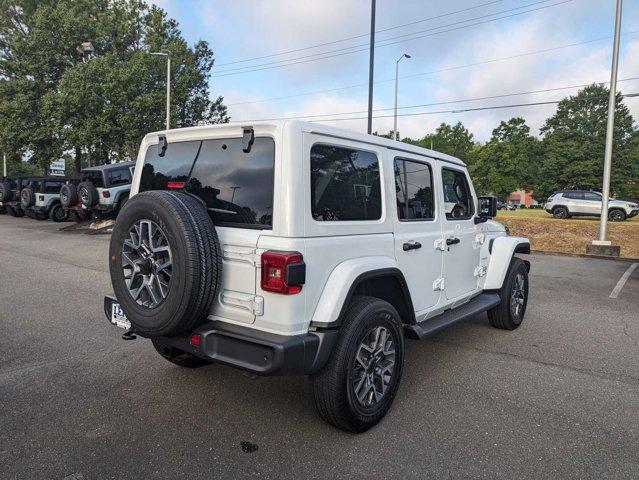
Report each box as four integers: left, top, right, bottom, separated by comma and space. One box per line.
446, 237, 460, 246
403, 241, 422, 251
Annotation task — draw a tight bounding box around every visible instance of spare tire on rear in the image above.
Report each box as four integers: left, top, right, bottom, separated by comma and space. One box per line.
77, 181, 99, 207
0, 181, 12, 203
60, 183, 78, 208
109, 191, 222, 337
21, 187, 35, 208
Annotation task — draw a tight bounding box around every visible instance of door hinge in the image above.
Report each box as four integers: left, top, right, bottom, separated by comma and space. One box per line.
433, 278, 445, 291
220, 291, 264, 316
474, 265, 487, 277
434, 238, 447, 251
223, 247, 260, 266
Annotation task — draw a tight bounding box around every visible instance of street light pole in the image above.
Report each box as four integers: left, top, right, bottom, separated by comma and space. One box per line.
393, 53, 411, 141
366, 0, 376, 135
597, 0, 623, 243
151, 52, 171, 130
2, 152, 6, 178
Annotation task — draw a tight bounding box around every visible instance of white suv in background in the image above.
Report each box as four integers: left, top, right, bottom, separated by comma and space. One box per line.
546, 190, 638, 221
103, 121, 531, 433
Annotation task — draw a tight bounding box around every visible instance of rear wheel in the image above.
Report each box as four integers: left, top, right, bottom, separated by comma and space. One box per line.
6, 205, 24, 217
608, 209, 626, 222
310, 296, 405, 433
552, 206, 569, 219
487, 257, 529, 330
49, 204, 69, 222
151, 339, 212, 368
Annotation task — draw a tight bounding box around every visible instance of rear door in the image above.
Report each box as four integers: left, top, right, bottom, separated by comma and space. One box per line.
582, 191, 602, 215
139, 136, 276, 325
392, 155, 442, 314
440, 167, 481, 300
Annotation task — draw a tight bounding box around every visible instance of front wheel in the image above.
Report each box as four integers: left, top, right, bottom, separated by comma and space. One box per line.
151, 340, 212, 368
552, 206, 569, 219
487, 257, 529, 330
310, 296, 405, 433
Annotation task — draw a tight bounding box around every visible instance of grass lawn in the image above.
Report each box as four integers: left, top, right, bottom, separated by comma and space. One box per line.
495, 208, 639, 259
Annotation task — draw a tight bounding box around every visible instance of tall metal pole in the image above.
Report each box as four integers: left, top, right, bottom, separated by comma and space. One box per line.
2, 152, 6, 177
598, 0, 623, 242
366, 0, 376, 134
393, 60, 400, 140
166, 55, 171, 131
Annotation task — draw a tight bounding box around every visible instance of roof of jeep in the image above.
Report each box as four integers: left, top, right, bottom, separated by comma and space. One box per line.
83, 161, 135, 173
143, 120, 466, 167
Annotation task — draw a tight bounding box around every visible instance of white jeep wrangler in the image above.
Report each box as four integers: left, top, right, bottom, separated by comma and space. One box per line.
104, 121, 531, 433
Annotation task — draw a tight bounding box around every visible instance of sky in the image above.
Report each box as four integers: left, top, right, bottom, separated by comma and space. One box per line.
151, 0, 639, 141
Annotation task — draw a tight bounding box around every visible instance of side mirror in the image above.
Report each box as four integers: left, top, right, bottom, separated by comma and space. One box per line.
477, 195, 498, 222
158, 135, 168, 157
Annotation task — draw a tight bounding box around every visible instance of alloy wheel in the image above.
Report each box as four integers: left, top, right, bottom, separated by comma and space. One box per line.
351, 326, 396, 407
122, 219, 173, 308
510, 273, 526, 320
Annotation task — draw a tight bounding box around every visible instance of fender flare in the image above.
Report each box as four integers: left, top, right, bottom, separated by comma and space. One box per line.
310, 256, 414, 328
46, 198, 61, 209
484, 236, 530, 290
113, 188, 130, 206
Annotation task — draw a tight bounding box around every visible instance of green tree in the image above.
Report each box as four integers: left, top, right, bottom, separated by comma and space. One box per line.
470, 117, 542, 198
0, 0, 228, 174
407, 122, 476, 164
539, 84, 637, 199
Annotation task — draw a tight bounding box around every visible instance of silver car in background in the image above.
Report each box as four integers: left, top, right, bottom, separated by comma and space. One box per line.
545, 190, 638, 221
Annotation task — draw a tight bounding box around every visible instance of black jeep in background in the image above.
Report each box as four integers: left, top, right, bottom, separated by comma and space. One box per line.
20, 177, 72, 222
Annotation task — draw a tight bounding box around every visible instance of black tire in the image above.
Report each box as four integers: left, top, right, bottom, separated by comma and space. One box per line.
487, 257, 529, 330
0, 206, 6, 215
552, 206, 569, 219
33, 210, 48, 221
116, 193, 129, 216
78, 181, 99, 207
151, 339, 212, 368
310, 296, 405, 433
608, 208, 626, 222
49, 203, 69, 222
6, 205, 24, 217
0, 181, 12, 203
60, 184, 78, 208
20, 187, 35, 208
109, 191, 222, 337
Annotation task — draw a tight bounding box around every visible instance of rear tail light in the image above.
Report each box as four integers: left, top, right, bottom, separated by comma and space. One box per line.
38, 195, 44, 201
260, 250, 305, 295
190, 333, 201, 347
167, 181, 186, 190
102, 191, 111, 198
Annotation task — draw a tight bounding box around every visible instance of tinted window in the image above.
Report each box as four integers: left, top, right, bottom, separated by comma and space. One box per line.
564, 192, 583, 200
441, 168, 474, 220
83, 171, 105, 188
107, 168, 132, 187
44, 181, 63, 193
140, 140, 201, 191
188, 138, 275, 227
583, 192, 601, 201
311, 144, 381, 221
394, 158, 434, 221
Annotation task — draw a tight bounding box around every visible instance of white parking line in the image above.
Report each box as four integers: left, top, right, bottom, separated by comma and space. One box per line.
609, 263, 638, 299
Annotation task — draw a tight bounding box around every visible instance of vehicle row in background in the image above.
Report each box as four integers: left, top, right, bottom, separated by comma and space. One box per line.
0, 161, 135, 222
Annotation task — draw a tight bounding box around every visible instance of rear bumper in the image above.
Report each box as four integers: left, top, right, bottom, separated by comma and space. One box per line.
103, 295, 337, 376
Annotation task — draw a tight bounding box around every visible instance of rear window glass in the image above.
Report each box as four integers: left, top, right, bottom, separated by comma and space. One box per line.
394, 158, 434, 221
140, 137, 275, 228
310, 144, 381, 221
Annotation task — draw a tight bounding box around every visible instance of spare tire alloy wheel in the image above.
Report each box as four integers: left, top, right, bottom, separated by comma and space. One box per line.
78, 181, 99, 207
123, 219, 173, 308
109, 191, 222, 337
21, 188, 35, 208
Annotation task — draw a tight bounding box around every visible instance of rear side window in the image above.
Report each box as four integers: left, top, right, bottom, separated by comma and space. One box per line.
107, 168, 132, 187
441, 168, 474, 220
583, 192, 601, 201
310, 144, 381, 221
140, 137, 275, 228
564, 192, 584, 200
394, 158, 434, 221
83, 171, 105, 188
44, 181, 63, 193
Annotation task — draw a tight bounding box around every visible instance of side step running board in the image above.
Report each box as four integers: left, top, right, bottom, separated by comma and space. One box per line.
404, 293, 501, 340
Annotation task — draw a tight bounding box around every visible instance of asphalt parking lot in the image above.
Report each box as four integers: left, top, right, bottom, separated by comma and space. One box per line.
1, 215, 638, 480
